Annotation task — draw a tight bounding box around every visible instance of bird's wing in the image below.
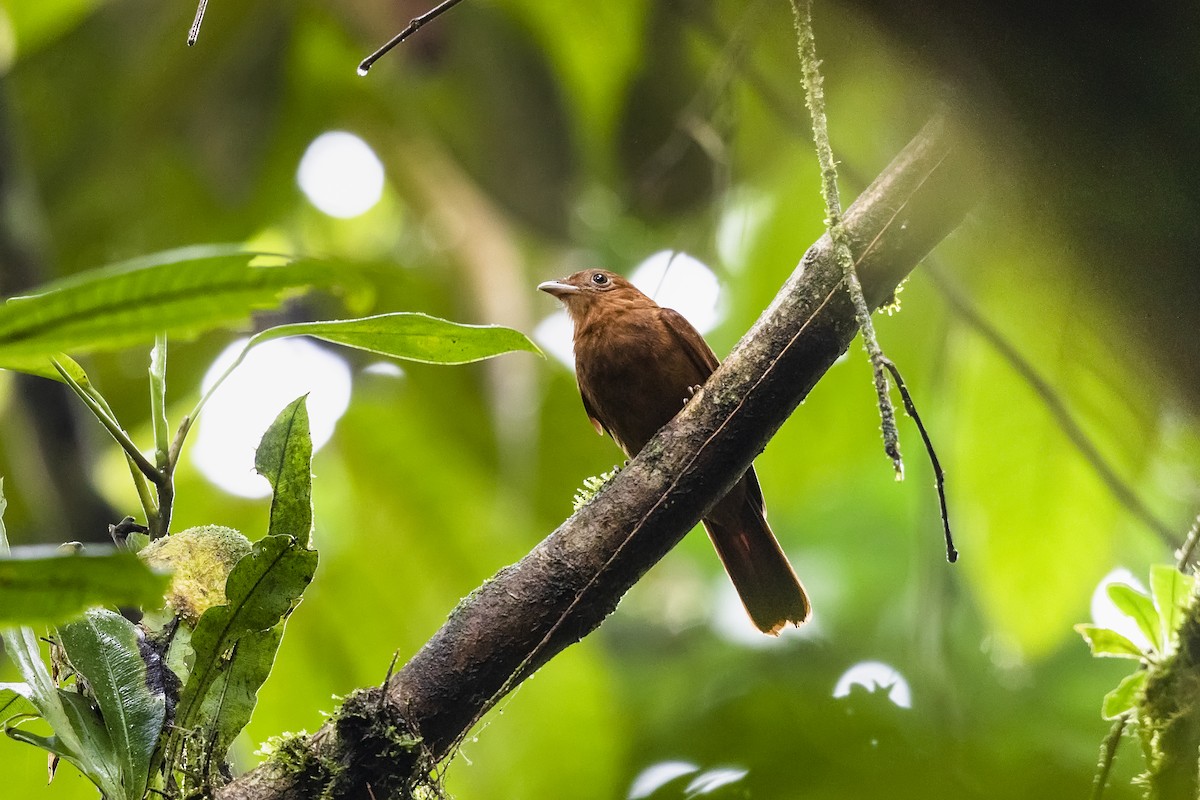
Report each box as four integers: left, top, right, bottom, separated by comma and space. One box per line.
579, 383, 608, 437
658, 308, 720, 376
660, 307, 767, 515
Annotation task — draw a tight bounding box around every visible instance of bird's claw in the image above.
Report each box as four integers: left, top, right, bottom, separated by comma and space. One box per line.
682, 384, 703, 406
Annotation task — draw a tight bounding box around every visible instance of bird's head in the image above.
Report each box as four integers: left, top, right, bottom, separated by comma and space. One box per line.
537, 269, 650, 324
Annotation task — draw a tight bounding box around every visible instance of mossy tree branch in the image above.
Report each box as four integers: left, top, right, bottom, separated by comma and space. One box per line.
216, 112, 982, 800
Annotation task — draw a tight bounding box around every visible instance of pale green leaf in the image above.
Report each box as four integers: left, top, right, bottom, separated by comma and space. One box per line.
1102, 670, 1147, 720
0, 684, 35, 719
1107, 583, 1163, 654
255, 396, 313, 546
4, 689, 123, 797
1151, 565, 1196, 655
1074, 624, 1145, 659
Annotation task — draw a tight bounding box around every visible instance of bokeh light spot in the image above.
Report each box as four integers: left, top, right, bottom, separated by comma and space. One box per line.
630, 250, 722, 334
192, 338, 352, 498
833, 660, 912, 708
628, 761, 698, 799
297, 131, 385, 218
685, 767, 749, 795
1091, 567, 1153, 651
533, 310, 576, 369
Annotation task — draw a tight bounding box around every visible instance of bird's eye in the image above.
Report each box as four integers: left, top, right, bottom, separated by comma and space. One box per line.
591, 273, 609, 286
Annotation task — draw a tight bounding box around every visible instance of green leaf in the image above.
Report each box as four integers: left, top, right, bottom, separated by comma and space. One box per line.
1102, 670, 1147, 720
1107, 583, 1163, 654
248, 312, 543, 366
172, 535, 317, 739
58, 609, 166, 800
255, 396, 313, 547
0, 246, 338, 377
195, 624, 286, 771
1074, 624, 1146, 659
1150, 565, 1196, 656
0, 684, 35, 719
4, 689, 123, 797
0, 547, 170, 627
0, 485, 117, 792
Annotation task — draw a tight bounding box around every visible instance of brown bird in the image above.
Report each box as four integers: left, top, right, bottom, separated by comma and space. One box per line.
539, 269, 810, 634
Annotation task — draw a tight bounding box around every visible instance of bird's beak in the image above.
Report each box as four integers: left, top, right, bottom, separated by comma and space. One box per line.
538, 280, 579, 298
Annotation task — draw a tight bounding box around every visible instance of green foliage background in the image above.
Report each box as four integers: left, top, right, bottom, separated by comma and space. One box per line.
1, 0, 1198, 797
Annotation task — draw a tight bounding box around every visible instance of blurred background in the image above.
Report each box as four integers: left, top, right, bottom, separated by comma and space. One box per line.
1, 0, 1198, 797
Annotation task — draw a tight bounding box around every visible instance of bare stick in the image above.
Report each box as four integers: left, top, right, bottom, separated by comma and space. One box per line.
881, 359, 957, 562
187, 0, 208, 46
357, 0, 467, 76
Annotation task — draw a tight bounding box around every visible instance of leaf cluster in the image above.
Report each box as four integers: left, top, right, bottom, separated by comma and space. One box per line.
0, 245, 539, 797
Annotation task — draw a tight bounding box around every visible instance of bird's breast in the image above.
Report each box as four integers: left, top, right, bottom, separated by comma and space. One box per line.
573, 311, 709, 455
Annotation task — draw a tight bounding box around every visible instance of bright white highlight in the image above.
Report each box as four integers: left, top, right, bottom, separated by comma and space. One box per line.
716, 189, 772, 272
297, 131, 385, 218
533, 311, 576, 369
192, 338, 352, 498
628, 761, 698, 799
630, 250, 722, 334
833, 660, 912, 708
1091, 567, 1153, 651
685, 768, 749, 795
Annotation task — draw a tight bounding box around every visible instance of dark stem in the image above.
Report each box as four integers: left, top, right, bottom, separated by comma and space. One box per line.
357, 0, 467, 76
881, 358, 957, 562
188, 0, 209, 46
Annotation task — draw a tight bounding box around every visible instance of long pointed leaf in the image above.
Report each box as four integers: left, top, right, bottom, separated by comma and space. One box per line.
59, 609, 166, 800
254, 396, 313, 546
0, 547, 170, 627
173, 535, 317, 737
195, 624, 285, 773
0, 246, 339, 377
248, 312, 543, 365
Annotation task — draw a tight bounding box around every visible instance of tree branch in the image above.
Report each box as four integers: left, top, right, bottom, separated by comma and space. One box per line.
216, 111, 981, 800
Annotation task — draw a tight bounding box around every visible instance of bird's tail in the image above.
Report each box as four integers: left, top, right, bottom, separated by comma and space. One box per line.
703, 508, 811, 635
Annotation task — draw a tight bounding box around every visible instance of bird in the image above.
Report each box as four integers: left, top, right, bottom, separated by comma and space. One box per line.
539, 268, 811, 634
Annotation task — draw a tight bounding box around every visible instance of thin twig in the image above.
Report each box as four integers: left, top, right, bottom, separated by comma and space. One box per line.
187, 0, 209, 46
791, 0, 903, 477
1176, 513, 1200, 572
51, 358, 162, 487
1091, 713, 1128, 800
881, 359, 957, 562
925, 263, 1178, 548
357, 0, 467, 76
